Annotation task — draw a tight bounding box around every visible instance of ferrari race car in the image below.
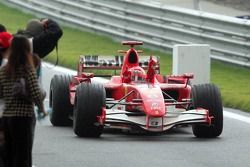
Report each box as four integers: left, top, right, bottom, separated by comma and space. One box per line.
49, 41, 223, 138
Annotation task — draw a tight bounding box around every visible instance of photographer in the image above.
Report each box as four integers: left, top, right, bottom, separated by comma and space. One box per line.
0, 24, 6, 33
17, 18, 63, 88
17, 18, 63, 59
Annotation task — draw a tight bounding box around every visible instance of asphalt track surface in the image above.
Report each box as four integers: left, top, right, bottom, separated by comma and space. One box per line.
31, 63, 250, 167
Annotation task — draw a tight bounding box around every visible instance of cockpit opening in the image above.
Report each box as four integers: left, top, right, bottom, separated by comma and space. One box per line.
128, 50, 138, 64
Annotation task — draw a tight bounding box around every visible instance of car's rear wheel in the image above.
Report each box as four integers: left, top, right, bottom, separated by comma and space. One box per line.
73, 83, 105, 137
49, 75, 73, 126
191, 83, 223, 138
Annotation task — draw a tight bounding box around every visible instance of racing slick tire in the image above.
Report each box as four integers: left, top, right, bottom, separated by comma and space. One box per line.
191, 83, 223, 138
73, 83, 106, 137
49, 75, 73, 126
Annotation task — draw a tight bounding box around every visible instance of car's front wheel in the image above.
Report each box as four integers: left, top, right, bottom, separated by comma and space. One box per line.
49, 75, 73, 126
73, 83, 106, 137
191, 83, 223, 138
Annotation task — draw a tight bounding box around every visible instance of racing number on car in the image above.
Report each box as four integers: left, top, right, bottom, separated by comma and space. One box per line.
150, 118, 162, 127
151, 121, 159, 126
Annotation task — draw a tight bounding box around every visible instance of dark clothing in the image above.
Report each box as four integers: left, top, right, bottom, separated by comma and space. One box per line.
33, 19, 62, 58
3, 116, 35, 167
0, 24, 6, 32
17, 19, 63, 58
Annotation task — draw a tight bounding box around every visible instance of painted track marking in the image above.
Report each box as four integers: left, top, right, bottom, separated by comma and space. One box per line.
224, 110, 250, 124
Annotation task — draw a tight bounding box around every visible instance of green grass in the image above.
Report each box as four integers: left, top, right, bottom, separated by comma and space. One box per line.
1, 3, 250, 112
211, 61, 250, 111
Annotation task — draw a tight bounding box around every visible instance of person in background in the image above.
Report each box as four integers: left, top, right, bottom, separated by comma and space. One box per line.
17, 18, 63, 59
33, 54, 46, 101
0, 31, 13, 129
0, 24, 6, 33
0, 35, 47, 167
0, 25, 12, 166
0, 31, 12, 67
17, 18, 63, 96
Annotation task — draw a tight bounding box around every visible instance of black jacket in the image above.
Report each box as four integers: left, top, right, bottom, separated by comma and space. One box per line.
17, 19, 63, 58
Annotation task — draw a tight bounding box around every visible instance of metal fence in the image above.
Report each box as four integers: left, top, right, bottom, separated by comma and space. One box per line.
5, 0, 250, 67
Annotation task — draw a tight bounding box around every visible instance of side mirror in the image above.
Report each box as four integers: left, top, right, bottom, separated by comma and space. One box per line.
183, 73, 194, 79
81, 73, 94, 79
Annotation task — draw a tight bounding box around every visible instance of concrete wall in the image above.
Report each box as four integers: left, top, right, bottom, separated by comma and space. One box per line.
172, 44, 210, 85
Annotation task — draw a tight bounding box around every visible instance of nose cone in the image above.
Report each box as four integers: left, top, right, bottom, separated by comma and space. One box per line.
149, 102, 165, 117
138, 86, 165, 117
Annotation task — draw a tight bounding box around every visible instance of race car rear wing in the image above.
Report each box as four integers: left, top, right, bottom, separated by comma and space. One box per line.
77, 55, 160, 76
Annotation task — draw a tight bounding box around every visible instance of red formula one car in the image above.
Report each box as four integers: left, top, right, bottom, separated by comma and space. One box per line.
49, 41, 223, 138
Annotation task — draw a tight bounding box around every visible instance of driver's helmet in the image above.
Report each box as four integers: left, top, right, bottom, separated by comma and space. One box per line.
130, 67, 145, 82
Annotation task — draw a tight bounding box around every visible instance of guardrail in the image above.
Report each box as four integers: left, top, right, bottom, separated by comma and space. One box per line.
4, 0, 250, 67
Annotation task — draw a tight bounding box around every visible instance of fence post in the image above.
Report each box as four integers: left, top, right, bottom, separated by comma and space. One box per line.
193, 0, 200, 10
172, 44, 210, 85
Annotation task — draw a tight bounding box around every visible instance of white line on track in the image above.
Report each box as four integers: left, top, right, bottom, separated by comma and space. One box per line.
42, 62, 250, 124
42, 62, 76, 75
224, 110, 250, 124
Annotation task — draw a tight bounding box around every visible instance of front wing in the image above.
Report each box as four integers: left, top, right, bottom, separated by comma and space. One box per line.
104, 108, 211, 132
